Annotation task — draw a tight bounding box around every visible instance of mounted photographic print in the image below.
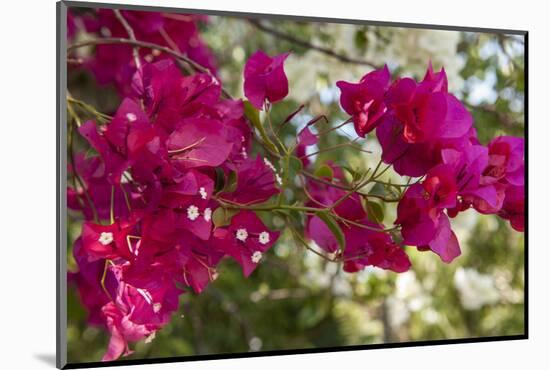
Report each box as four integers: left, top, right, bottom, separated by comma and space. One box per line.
56, 1, 527, 368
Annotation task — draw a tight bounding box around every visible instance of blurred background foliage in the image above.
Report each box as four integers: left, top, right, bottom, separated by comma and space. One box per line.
67, 9, 525, 363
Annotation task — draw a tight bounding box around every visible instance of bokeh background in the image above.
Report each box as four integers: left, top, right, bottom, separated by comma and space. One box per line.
66, 9, 525, 362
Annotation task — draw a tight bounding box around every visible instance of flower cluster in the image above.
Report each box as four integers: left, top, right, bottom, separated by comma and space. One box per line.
69, 57, 281, 360
337, 63, 525, 263
69, 9, 217, 94
68, 10, 525, 360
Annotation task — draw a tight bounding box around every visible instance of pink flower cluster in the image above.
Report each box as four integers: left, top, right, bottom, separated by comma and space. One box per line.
68, 12, 525, 359
69, 59, 281, 360
69, 9, 217, 94
337, 64, 525, 263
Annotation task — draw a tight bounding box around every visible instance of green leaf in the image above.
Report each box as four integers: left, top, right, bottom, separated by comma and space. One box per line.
223, 170, 238, 193
315, 164, 334, 180
316, 212, 346, 253
363, 198, 385, 224
212, 207, 239, 228
288, 155, 304, 182
214, 167, 226, 193
243, 100, 278, 153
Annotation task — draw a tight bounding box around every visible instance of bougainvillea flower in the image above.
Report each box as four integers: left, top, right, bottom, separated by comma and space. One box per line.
68, 154, 134, 221
420, 212, 460, 263
84, 9, 216, 95
70, 239, 111, 325
396, 184, 461, 263
167, 118, 233, 169
376, 114, 439, 177
295, 125, 318, 167
386, 75, 472, 143
213, 211, 279, 277
81, 220, 137, 261
307, 215, 410, 273
181, 244, 225, 294
441, 143, 488, 193
498, 185, 525, 232
342, 222, 411, 273
396, 184, 439, 246
133, 60, 221, 131
422, 164, 458, 214
336, 65, 391, 137
482, 136, 525, 186
219, 156, 280, 205
101, 263, 181, 361
244, 50, 290, 109
160, 170, 215, 240
79, 121, 129, 185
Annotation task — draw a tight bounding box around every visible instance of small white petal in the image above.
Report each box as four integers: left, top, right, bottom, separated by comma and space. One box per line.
187, 205, 200, 221
236, 228, 248, 242
263, 157, 276, 171
98, 232, 114, 246
199, 187, 207, 200
203, 208, 212, 222
126, 113, 137, 122
258, 231, 270, 245
251, 251, 263, 263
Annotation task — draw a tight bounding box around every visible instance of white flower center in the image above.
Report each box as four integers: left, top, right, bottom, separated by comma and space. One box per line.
98, 232, 114, 246
187, 205, 200, 221
236, 228, 248, 242
126, 113, 137, 122
199, 187, 207, 200
251, 251, 263, 263
203, 208, 212, 222
259, 231, 270, 245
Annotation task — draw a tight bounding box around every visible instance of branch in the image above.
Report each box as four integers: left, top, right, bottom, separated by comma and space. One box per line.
113, 10, 141, 70
248, 19, 381, 69
67, 37, 232, 99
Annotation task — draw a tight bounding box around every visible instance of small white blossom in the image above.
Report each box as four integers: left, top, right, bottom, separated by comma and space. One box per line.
98, 232, 114, 246
203, 208, 212, 222
263, 157, 276, 171
275, 173, 283, 185
241, 146, 248, 159
251, 251, 263, 263
258, 231, 270, 245
126, 112, 137, 122
187, 205, 200, 221
199, 187, 207, 200
236, 228, 248, 242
